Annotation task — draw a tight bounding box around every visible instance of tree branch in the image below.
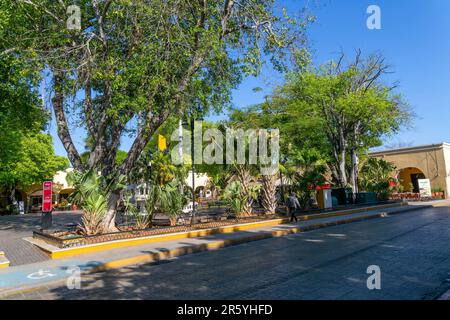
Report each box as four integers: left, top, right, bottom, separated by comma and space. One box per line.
52, 73, 84, 171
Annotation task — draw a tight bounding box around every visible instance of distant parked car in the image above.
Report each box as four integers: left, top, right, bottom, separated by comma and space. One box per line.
182, 201, 199, 214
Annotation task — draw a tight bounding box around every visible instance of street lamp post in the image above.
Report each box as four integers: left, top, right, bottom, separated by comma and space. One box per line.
183, 116, 197, 225
147, 152, 152, 193
183, 106, 204, 224
190, 117, 197, 224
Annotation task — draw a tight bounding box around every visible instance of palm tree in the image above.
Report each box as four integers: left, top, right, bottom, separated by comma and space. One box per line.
206, 171, 230, 199
223, 181, 259, 217
284, 150, 327, 210
260, 173, 278, 215
67, 170, 123, 235
144, 179, 188, 226
229, 163, 260, 215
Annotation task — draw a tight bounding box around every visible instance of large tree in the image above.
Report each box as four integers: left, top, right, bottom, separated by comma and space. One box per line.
286, 52, 410, 191
0, 133, 69, 193
244, 51, 411, 192
4, 0, 308, 231
0, 4, 69, 212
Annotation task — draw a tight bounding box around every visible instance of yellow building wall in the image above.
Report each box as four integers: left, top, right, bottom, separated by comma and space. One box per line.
370, 145, 448, 197
398, 167, 423, 192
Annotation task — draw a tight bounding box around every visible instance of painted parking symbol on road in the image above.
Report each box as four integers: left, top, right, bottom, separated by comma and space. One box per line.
27, 269, 56, 280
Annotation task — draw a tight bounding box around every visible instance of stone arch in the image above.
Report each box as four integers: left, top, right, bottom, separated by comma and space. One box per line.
396, 167, 426, 193
370, 143, 449, 198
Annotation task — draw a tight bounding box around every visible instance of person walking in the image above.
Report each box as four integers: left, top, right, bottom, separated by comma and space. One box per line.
287, 192, 300, 222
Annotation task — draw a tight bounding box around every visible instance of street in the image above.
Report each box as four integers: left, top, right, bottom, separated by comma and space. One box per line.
7, 205, 450, 300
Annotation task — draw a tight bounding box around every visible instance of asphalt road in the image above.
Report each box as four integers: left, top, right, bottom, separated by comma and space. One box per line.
9, 205, 450, 300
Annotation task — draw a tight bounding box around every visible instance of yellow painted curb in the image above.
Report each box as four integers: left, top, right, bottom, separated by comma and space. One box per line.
38, 218, 286, 259
34, 202, 404, 260
89, 211, 390, 272
0, 251, 10, 269
431, 200, 450, 207
0, 204, 419, 299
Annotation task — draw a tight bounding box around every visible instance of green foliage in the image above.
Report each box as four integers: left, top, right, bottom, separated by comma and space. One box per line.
0, 133, 69, 190
4, 0, 308, 171
121, 149, 189, 228
152, 152, 186, 186
359, 158, 396, 200
68, 170, 108, 235
205, 169, 230, 199
0, 5, 69, 213
67, 170, 126, 234
223, 180, 260, 217
431, 187, 444, 193
81, 149, 128, 167
0, 25, 65, 192
122, 191, 150, 230
144, 179, 188, 224
223, 181, 246, 216
3, 0, 310, 229
129, 150, 188, 186
230, 52, 411, 189
285, 149, 327, 209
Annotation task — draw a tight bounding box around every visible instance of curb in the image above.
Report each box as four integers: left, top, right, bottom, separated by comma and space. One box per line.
0, 251, 10, 269
0, 204, 429, 299
29, 202, 405, 260
91, 204, 425, 272
437, 289, 450, 300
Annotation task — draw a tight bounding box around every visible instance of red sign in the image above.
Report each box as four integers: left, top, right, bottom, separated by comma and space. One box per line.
308, 184, 332, 190
42, 181, 53, 212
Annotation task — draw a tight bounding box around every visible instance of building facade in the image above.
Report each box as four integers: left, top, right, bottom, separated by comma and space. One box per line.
370, 143, 450, 197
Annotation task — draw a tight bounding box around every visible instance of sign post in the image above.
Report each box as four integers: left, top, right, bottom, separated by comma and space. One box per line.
41, 181, 53, 231
418, 179, 432, 198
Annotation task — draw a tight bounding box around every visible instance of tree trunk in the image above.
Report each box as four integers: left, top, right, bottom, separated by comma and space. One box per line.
234, 165, 254, 215
337, 126, 348, 187
350, 147, 359, 203
52, 73, 84, 171
99, 190, 121, 233
261, 174, 277, 215
338, 149, 347, 187
9, 187, 17, 213
350, 124, 361, 201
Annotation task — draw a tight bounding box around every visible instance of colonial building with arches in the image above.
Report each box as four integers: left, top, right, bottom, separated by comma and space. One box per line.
369, 142, 450, 197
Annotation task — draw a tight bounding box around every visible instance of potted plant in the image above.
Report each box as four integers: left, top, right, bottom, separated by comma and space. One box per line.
431, 188, 437, 197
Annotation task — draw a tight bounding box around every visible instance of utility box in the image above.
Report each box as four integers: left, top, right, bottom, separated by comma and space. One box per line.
317, 189, 333, 209
332, 188, 353, 205
356, 192, 378, 204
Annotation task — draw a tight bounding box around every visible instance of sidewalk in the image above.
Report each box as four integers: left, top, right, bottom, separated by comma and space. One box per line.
1, 201, 444, 298
438, 289, 450, 300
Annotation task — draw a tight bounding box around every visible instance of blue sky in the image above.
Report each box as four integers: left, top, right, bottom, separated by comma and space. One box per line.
50, 0, 450, 155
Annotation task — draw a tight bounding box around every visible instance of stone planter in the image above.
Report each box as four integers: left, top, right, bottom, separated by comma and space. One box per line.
32, 214, 277, 249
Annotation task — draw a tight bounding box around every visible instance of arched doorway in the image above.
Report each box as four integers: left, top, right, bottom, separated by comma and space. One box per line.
397, 167, 426, 193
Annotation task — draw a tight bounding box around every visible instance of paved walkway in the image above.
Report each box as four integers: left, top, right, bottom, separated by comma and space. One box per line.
0, 208, 244, 266
3, 205, 450, 300
0, 212, 82, 266
0, 203, 438, 298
